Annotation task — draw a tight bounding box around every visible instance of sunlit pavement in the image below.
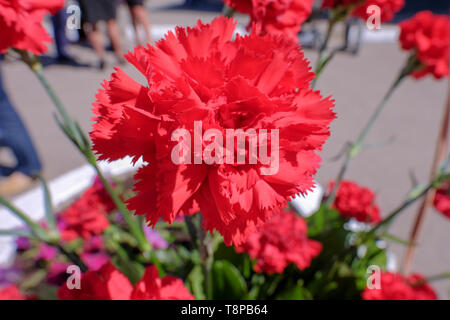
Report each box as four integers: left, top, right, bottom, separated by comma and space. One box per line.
1, 0, 449, 297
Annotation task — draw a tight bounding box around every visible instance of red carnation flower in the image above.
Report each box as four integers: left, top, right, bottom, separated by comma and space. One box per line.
362, 272, 437, 300
0, 285, 27, 300
329, 180, 381, 223
58, 263, 194, 300
223, 0, 314, 41
321, 0, 404, 23
58, 262, 133, 300
91, 17, 335, 246
131, 266, 194, 300
0, 0, 64, 55
399, 11, 449, 79
59, 181, 114, 241
235, 211, 322, 273
433, 182, 450, 219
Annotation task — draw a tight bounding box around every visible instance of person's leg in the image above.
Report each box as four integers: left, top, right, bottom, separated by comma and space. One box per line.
84, 22, 106, 68
0, 68, 42, 179
106, 19, 125, 63
52, 9, 70, 59
130, 5, 152, 45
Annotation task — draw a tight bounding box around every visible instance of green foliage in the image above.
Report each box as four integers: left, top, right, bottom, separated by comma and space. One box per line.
211, 260, 248, 300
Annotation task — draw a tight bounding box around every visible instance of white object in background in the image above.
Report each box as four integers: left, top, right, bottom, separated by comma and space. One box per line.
361, 27, 399, 43
290, 183, 323, 217
0, 157, 142, 266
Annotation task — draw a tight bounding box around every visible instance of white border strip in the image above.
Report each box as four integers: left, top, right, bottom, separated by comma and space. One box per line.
0, 157, 142, 265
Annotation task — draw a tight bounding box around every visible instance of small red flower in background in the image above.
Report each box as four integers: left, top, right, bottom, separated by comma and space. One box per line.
399, 11, 450, 79
329, 180, 381, 223
0, 284, 27, 300
223, 0, 314, 41
58, 263, 194, 300
235, 211, 322, 273
321, 0, 404, 23
91, 17, 335, 246
362, 272, 437, 300
131, 266, 194, 300
59, 180, 115, 241
0, 0, 64, 55
433, 182, 450, 219
58, 262, 133, 300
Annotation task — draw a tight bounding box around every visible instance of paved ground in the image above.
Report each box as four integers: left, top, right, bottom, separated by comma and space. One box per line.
1, 1, 449, 297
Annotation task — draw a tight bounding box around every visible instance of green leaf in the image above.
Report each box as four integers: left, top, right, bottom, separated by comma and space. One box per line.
21, 269, 47, 289
0, 229, 37, 238
0, 196, 50, 242
212, 260, 247, 300
113, 256, 145, 284
275, 280, 313, 300
186, 265, 205, 300
214, 242, 249, 274
306, 205, 342, 237
37, 175, 58, 233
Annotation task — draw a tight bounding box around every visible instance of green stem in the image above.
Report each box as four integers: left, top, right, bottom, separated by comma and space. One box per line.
20, 52, 151, 255
409, 272, 450, 287
199, 216, 213, 300
0, 229, 38, 239
354, 73, 407, 150
37, 175, 58, 234
56, 244, 88, 273
28, 63, 84, 146
185, 215, 198, 246
0, 196, 50, 241
90, 160, 150, 254
0, 186, 88, 272
364, 155, 449, 241
312, 19, 336, 88
325, 59, 416, 206
372, 184, 433, 234
424, 272, 450, 283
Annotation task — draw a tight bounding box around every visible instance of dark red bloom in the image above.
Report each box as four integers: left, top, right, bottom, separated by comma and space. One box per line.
362, 272, 437, 300
321, 0, 404, 22
131, 266, 194, 300
433, 182, 450, 219
58, 262, 133, 300
59, 180, 114, 241
223, 0, 314, 41
91, 17, 335, 246
236, 211, 321, 273
0, 284, 27, 300
329, 180, 381, 223
399, 11, 449, 79
0, 0, 64, 55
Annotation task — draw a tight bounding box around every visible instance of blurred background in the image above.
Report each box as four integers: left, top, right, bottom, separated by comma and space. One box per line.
1, 0, 449, 297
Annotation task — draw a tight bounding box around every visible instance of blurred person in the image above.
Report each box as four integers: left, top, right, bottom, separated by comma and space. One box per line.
0, 60, 42, 196
125, 0, 152, 45
78, 0, 125, 69
52, 5, 78, 64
